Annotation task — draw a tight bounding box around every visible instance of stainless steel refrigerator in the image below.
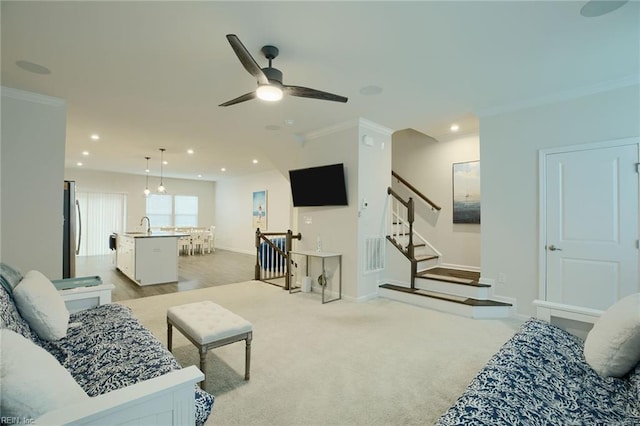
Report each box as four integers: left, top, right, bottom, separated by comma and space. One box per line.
63, 180, 81, 278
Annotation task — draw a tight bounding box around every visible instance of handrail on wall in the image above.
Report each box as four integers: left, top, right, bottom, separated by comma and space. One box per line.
391, 171, 441, 211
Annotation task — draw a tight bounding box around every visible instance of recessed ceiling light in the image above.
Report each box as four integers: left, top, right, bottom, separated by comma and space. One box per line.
82, 151, 89, 156
252, 159, 258, 164
187, 149, 194, 154
15, 60, 51, 75
145, 168, 150, 173
221, 167, 226, 172
76, 162, 83, 166
197, 174, 203, 178
163, 160, 168, 165
90, 134, 100, 141
580, 0, 628, 17
450, 124, 460, 132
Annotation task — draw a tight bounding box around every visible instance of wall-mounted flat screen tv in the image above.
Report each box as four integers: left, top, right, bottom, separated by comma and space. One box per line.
289, 163, 348, 207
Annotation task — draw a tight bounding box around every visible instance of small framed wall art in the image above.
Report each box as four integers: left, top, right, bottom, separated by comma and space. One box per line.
252, 190, 267, 229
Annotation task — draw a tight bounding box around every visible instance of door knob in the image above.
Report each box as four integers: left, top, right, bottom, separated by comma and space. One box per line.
548, 244, 563, 251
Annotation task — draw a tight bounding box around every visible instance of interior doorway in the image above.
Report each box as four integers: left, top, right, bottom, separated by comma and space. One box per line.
540, 138, 639, 311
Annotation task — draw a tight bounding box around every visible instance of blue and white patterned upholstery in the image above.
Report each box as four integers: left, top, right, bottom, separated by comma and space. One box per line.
0, 277, 40, 342
435, 319, 640, 425
0, 277, 214, 424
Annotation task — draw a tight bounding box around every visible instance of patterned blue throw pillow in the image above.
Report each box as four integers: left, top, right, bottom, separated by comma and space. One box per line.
0, 262, 24, 294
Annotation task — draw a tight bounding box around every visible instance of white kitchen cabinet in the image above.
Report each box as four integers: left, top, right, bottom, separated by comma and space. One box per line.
116, 235, 136, 279
116, 233, 182, 285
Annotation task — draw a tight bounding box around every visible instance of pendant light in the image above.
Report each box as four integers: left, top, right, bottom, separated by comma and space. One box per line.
157, 148, 166, 193
143, 156, 151, 196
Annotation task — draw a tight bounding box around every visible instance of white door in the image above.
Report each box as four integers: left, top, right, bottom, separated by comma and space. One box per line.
545, 141, 639, 311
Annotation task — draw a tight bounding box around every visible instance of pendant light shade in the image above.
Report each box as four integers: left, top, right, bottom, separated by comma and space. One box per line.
143, 156, 151, 196
157, 148, 166, 193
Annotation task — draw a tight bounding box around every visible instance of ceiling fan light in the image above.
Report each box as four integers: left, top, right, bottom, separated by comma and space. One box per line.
256, 84, 283, 102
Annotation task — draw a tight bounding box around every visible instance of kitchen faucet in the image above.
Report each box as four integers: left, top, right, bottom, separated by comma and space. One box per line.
140, 216, 151, 234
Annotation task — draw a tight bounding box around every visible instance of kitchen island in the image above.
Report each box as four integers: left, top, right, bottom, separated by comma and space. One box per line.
116, 231, 187, 286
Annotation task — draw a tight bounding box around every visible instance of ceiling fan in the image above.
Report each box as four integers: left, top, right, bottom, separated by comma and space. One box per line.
219, 34, 348, 107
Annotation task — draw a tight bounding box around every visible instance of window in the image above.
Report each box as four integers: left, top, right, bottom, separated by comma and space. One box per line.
146, 194, 198, 227
175, 195, 198, 227
146, 194, 172, 227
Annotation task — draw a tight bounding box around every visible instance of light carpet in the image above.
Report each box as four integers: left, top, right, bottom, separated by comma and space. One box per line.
120, 281, 523, 426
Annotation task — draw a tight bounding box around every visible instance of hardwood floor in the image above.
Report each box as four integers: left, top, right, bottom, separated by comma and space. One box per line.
76, 250, 256, 302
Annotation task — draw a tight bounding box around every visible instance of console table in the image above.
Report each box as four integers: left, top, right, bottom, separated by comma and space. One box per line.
290, 250, 342, 304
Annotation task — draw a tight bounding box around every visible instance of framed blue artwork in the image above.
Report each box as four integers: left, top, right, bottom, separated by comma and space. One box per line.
252, 190, 267, 229
452, 161, 480, 224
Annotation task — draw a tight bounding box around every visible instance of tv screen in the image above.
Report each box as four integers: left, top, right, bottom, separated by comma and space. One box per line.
289, 163, 348, 207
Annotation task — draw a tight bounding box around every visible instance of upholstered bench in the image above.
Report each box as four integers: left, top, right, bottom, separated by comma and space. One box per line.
167, 301, 253, 390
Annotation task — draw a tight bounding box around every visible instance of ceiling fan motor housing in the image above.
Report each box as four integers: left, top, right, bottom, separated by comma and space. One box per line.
262, 67, 283, 85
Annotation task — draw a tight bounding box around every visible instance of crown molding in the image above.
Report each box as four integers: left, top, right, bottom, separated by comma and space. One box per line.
305, 117, 394, 141
1, 86, 66, 107
358, 118, 394, 136
476, 74, 639, 118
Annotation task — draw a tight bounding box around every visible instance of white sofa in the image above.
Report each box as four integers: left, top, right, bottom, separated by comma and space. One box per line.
0, 263, 214, 425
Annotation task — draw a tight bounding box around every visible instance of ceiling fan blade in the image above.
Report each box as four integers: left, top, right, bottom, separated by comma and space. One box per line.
219, 91, 256, 107
285, 85, 348, 103
226, 34, 269, 85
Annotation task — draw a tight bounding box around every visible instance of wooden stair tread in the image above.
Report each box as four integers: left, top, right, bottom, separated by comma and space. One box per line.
379, 284, 511, 307
415, 267, 489, 287
424, 267, 480, 280
417, 273, 488, 287
415, 272, 490, 288
415, 255, 438, 261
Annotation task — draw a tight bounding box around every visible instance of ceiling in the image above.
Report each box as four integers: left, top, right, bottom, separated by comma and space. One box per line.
2, 1, 638, 181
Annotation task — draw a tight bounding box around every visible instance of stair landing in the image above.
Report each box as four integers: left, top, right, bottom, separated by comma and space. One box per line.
379, 283, 511, 318
380, 267, 511, 318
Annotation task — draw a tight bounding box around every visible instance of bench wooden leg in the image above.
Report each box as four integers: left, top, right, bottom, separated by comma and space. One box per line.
167, 322, 173, 351
245, 332, 252, 381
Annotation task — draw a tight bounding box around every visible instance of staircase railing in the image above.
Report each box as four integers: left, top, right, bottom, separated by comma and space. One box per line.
392, 170, 441, 211
387, 187, 415, 260
387, 187, 417, 288
388, 173, 442, 288
255, 228, 302, 290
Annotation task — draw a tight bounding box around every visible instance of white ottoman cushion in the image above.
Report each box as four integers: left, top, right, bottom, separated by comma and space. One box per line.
167, 301, 252, 344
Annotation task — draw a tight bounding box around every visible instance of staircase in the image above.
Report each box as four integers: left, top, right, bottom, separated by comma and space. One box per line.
380, 173, 512, 318
379, 267, 512, 319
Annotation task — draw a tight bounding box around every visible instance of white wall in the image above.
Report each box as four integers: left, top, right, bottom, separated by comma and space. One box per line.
294, 124, 360, 298
214, 169, 292, 254
215, 119, 393, 300
63, 168, 216, 232
480, 84, 640, 316
1, 87, 66, 278
356, 122, 393, 299
392, 130, 481, 269
292, 119, 392, 300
